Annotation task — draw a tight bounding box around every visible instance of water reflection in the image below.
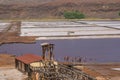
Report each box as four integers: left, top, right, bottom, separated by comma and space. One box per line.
0, 38, 120, 63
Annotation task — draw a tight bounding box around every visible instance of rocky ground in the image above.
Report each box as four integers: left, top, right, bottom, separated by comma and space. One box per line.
0, 0, 120, 19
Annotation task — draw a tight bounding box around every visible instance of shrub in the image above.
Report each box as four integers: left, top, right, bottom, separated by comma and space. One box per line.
63, 11, 85, 19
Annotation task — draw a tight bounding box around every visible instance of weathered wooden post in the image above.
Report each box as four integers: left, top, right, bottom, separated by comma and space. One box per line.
41, 43, 54, 61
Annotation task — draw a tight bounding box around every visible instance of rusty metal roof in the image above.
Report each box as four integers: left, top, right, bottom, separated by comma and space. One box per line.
15, 54, 42, 64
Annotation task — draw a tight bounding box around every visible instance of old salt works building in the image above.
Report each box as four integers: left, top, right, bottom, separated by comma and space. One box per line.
15, 54, 43, 75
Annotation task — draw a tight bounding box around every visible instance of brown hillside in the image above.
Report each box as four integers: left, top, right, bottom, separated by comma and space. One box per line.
0, 0, 120, 19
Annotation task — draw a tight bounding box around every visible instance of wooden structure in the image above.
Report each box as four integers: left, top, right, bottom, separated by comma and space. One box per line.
29, 43, 97, 80
15, 54, 42, 75
15, 43, 96, 80
41, 43, 54, 61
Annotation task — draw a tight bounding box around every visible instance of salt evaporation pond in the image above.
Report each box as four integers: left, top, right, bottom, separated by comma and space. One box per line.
112, 68, 120, 71
0, 38, 120, 63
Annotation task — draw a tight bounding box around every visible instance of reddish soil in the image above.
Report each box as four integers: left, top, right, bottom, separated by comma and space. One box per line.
0, 54, 15, 67
81, 64, 120, 80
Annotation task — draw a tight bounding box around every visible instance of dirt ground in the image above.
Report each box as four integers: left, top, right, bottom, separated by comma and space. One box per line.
0, 54, 27, 80
0, 54, 15, 67
0, 67, 27, 80
75, 63, 120, 80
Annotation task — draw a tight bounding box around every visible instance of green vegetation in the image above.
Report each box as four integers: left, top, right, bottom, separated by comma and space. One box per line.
119, 12, 120, 16
63, 11, 85, 19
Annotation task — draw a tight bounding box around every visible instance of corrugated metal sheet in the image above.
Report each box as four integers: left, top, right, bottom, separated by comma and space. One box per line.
16, 54, 42, 64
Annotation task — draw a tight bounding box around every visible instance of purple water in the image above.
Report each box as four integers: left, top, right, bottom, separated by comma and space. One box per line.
0, 38, 120, 63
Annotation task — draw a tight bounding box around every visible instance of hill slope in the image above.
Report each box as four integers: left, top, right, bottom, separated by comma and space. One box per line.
0, 0, 57, 5
0, 0, 120, 19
